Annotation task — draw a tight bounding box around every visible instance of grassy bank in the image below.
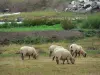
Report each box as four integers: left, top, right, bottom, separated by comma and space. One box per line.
0, 11, 85, 21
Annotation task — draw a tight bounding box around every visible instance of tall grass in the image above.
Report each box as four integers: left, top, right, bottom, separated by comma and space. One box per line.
81, 14, 100, 29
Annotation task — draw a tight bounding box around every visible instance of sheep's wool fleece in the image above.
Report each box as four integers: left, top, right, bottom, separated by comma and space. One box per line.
49, 45, 64, 52
54, 48, 71, 60
20, 46, 37, 55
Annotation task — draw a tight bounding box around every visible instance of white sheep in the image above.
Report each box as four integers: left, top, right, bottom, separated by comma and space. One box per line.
49, 45, 64, 57
69, 44, 87, 58
20, 46, 38, 60
53, 48, 75, 64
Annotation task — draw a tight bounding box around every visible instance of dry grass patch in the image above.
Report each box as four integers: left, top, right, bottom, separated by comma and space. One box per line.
0, 56, 100, 75
0, 37, 100, 75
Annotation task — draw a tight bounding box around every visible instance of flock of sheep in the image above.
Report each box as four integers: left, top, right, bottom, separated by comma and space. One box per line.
19, 43, 87, 64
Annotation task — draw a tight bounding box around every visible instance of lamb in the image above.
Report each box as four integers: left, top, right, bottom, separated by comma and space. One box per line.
49, 45, 64, 57
53, 48, 75, 64
69, 44, 87, 58
19, 46, 38, 60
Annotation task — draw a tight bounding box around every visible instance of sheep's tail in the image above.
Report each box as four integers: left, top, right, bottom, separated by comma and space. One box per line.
21, 53, 24, 60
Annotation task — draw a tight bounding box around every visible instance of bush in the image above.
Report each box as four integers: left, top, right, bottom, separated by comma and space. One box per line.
0, 18, 61, 28
46, 19, 60, 26
81, 15, 100, 29
0, 22, 23, 28
61, 19, 75, 30
0, 23, 10, 28
23, 19, 46, 26
11, 36, 58, 44
23, 18, 61, 26
83, 30, 96, 37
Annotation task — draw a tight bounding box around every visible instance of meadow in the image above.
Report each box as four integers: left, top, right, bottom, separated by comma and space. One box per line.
0, 37, 100, 75
0, 11, 100, 75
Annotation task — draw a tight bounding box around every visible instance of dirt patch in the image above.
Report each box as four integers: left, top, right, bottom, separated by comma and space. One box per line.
0, 30, 83, 43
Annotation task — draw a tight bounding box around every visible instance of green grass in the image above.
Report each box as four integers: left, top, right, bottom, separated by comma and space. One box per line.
0, 11, 86, 21
0, 24, 63, 32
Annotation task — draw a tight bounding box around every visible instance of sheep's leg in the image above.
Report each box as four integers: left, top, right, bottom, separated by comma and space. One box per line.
52, 56, 55, 61
63, 60, 65, 64
78, 51, 80, 57
72, 52, 74, 56
21, 53, 24, 60
70, 50, 73, 55
75, 52, 77, 57
75, 50, 77, 57
28, 55, 30, 59
66, 58, 70, 64
56, 57, 59, 64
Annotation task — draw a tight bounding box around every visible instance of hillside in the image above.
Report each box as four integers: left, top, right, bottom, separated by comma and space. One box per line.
0, 0, 71, 12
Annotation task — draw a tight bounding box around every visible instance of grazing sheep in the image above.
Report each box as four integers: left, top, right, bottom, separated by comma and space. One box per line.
49, 45, 64, 57
53, 48, 75, 64
69, 44, 87, 58
20, 46, 38, 60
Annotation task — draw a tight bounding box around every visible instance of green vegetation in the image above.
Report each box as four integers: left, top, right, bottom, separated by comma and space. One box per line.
81, 14, 100, 29
61, 19, 75, 30
0, 12, 100, 30
0, 24, 63, 32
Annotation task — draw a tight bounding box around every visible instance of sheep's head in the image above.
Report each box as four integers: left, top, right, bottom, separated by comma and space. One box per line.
49, 51, 53, 57
82, 52, 87, 57
70, 57, 75, 64
80, 49, 87, 57
33, 53, 39, 59
70, 46, 74, 55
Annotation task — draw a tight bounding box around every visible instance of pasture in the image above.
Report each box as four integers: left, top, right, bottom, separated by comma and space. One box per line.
0, 37, 100, 75
0, 11, 100, 75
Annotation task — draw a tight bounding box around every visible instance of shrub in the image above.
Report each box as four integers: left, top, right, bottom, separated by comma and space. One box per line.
61, 19, 75, 30
83, 30, 96, 37
23, 19, 45, 26
0, 22, 23, 28
11, 36, 57, 44
46, 19, 60, 26
0, 17, 61, 28
23, 18, 61, 26
0, 23, 10, 28
81, 15, 100, 29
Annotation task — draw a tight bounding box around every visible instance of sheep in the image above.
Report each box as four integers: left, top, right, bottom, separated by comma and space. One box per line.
49, 45, 64, 57
53, 48, 75, 64
19, 46, 38, 60
69, 44, 87, 58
